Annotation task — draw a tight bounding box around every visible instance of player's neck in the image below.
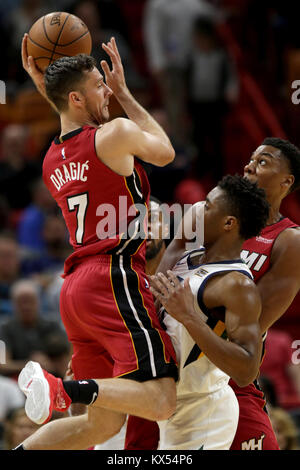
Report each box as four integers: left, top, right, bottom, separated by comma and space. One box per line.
59, 113, 97, 137
265, 191, 285, 225
267, 203, 282, 226
202, 238, 242, 264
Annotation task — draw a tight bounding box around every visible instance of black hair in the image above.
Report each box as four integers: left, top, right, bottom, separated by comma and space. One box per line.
44, 54, 96, 112
262, 137, 300, 192
218, 174, 270, 240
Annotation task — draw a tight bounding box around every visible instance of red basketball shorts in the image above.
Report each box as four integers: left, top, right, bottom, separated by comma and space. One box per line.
229, 380, 280, 450
60, 254, 178, 382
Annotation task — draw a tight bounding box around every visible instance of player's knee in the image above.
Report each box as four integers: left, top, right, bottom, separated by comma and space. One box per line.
155, 391, 176, 421
87, 410, 126, 442
148, 380, 176, 421
95, 419, 124, 442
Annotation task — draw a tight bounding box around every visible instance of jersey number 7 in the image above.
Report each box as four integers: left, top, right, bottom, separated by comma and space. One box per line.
67, 192, 89, 244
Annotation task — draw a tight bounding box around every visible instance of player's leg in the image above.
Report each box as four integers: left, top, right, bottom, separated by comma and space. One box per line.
16, 372, 175, 450
20, 361, 176, 424
60, 256, 177, 421
91, 375, 176, 421
159, 385, 239, 450
20, 406, 126, 450
125, 416, 159, 450
15, 256, 177, 449
230, 393, 280, 450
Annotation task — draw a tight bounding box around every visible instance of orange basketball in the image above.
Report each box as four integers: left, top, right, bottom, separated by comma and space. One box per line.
27, 12, 92, 72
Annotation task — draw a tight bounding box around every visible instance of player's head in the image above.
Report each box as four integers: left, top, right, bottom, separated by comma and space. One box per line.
146, 196, 169, 261
204, 174, 269, 244
44, 54, 112, 125
244, 137, 300, 200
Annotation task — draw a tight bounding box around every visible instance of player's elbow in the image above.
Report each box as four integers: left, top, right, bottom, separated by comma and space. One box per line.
154, 394, 176, 421
233, 374, 255, 388
154, 145, 175, 167
232, 359, 259, 388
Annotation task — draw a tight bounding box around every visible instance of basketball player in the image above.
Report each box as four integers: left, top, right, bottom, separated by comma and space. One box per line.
95, 195, 169, 451
67, 195, 170, 452
124, 196, 170, 450
16, 36, 178, 450
229, 137, 300, 450
137, 175, 270, 450
124, 137, 300, 450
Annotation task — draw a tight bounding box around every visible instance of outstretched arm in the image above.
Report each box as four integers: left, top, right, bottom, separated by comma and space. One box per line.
151, 270, 262, 387
97, 38, 175, 167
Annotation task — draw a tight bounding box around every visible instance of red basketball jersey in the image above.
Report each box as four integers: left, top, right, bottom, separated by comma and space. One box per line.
230, 216, 298, 397
43, 125, 150, 275
240, 217, 298, 283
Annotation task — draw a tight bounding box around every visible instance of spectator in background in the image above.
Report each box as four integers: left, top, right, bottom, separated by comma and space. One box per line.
0, 376, 25, 423
0, 198, 9, 232
0, 279, 67, 378
6, 0, 47, 50
269, 407, 300, 450
17, 178, 57, 255
260, 329, 300, 410
145, 108, 193, 203
0, 234, 21, 319
70, 0, 143, 90
0, 376, 25, 449
21, 214, 70, 281
0, 125, 41, 212
187, 16, 239, 182
143, 0, 217, 145
42, 332, 71, 379
2, 407, 39, 450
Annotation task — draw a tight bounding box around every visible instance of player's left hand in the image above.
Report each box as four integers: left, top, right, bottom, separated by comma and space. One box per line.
101, 37, 127, 96
150, 271, 198, 325
22, 33, 58, 111
22, 33, 46, 97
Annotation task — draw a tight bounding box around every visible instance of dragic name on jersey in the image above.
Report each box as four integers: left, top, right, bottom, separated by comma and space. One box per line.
50, 160, 89, 191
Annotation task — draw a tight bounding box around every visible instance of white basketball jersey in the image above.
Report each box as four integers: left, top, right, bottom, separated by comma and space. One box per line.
161, 248, 253, 395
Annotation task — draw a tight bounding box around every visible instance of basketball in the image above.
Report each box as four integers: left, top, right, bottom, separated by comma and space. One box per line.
27, 12, 92, 72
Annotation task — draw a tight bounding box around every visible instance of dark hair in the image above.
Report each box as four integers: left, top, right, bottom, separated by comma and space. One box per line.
218, 174, 270, 240
44, 54, 96, 111
262, 137, 300, 192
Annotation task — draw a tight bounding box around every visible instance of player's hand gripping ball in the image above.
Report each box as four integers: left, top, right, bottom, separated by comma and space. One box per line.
27, 11, 92, 72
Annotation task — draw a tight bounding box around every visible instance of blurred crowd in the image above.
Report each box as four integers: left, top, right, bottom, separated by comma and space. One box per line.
0, 0, 300, 450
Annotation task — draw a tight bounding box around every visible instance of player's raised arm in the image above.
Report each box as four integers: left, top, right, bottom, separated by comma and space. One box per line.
98, 38, 175, 167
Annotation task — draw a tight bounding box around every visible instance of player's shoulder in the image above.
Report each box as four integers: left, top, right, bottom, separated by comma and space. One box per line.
220, 271, 260, 312
204, 269, 259, 313
205, 267, 255, 301
96, 118, 137, 141
221, 269, 255, 290
273, 224, 300, 256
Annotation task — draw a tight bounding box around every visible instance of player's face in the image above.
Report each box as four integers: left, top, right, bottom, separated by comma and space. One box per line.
82, 67, 113, 125
204, 186, 231, 244
244, 145, 293, 199
146, 201, 166, 260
